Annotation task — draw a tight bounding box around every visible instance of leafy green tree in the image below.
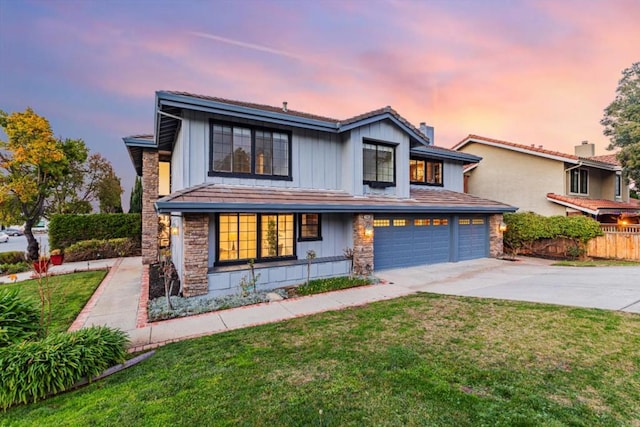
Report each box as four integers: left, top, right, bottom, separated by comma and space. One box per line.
601, 62, 640, 183
0, 108, 67, 260
48, 143, 117, 215
129, 176, 142, 213
97, 170, 123, 213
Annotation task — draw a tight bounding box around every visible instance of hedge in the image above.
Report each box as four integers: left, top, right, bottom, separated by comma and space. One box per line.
49, 213, 141, 250
504, 212, 603, 255
0, 326, 128, 409
0, 252, 26, 265
64, 238, 141, 262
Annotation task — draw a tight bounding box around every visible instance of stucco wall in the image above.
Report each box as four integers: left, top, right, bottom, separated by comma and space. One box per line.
459, 143, 566, 216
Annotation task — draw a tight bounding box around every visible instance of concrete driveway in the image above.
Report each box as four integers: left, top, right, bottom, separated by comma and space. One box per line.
375, 257, 640, 313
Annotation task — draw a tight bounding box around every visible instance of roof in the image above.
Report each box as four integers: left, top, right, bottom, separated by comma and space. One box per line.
124, 90, 481, 174
453, 134, 621, 169
546, 193, 640, 216
155, 184, 516, 214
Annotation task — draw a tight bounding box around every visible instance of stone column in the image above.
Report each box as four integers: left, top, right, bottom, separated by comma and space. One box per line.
182, 213, 209, 297
353, 214, 374, 276
141, 150, 159, 265
489, 213, 504, 258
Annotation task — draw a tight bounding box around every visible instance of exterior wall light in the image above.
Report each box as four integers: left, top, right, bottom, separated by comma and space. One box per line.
170, 224, 179, 235
499, 221, 507, 232
364, 224, 374, 237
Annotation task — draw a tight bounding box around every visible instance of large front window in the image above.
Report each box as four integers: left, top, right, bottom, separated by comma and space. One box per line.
363, 141, 395, 186
570, 169, 588, 195
217, 213, 294, 263
210, 122, 291, 179
410, 158, 442, 186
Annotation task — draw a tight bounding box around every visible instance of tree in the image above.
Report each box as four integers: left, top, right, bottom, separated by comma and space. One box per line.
601, 62, 640, 183
129, 176, 142, 213
47, 144, 117, 215
97, 170, 123, 213
0, 108, 67, 260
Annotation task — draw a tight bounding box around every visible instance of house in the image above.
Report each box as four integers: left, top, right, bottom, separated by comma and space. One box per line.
453, 135, 640, 223
123, 92, 516, 298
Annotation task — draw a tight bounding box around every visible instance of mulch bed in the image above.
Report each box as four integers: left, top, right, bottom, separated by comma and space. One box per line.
148, 263, 181, 299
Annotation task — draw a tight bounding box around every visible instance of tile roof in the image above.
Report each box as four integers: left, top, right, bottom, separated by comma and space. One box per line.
155, 184, 515, 214
456, 134, 621, 166
546, 193, 640, 213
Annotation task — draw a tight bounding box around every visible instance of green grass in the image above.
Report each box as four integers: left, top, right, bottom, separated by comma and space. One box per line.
553, 259, 640, 267
3, 293, 639, 425
0, 271, 107, 334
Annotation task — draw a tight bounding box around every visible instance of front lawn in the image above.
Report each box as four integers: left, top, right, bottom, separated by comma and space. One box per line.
4, 293, 639, 425
1, 271, 107, 334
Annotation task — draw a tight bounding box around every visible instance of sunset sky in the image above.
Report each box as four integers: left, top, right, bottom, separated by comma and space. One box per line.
1, 0, 638, 207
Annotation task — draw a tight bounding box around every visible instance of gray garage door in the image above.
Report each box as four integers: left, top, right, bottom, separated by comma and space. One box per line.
457, 217, 489, 261
373, 215, 452, 270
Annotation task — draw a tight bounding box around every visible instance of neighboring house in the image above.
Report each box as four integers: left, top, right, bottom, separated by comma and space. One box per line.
123, 92, 515, 298
453, 135, 640, 223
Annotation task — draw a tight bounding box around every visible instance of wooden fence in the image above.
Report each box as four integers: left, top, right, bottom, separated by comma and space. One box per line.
587, 225, 640, 260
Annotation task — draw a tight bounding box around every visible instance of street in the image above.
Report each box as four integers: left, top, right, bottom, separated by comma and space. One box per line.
0, 234, 49, 255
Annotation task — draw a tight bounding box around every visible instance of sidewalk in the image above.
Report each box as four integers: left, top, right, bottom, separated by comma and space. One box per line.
64, 256, 423, 351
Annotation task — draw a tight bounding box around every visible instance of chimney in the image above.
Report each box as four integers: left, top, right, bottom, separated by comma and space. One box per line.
282, 101, 288, 112
574, 140, 595, 157
419, 122, 435, 145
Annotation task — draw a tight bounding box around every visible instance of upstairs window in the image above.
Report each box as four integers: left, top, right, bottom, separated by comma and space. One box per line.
615, 174, 621, 198
363, 141, 395, 187
410, 158, 443, 186
210, 122, 291, 180
570, 169, 588, 195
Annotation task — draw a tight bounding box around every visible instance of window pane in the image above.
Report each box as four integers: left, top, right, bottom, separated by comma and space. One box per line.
580, 170, 588, 194
238, 214, 257, 259
255, 131, 273, 175
571, 170, 579, 193
410, 159, 425, 182
273, 133, 289, 176
279, 214, 294, 256
374, 219, 390, 227
233, 128, 252, 173
363, 143, 378, 181
218, 214, 238, 261
212, 125, 232, 172
301, 213, 320, 239
376, 145, 394, 183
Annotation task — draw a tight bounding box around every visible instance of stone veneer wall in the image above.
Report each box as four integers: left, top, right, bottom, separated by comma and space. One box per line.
489, 213, 504, 258
352, 214, 374, 275
141, 150, 159, 265
182, 213, 209, 297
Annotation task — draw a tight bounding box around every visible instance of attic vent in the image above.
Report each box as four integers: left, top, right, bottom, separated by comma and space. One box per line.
282, 101, 288, 112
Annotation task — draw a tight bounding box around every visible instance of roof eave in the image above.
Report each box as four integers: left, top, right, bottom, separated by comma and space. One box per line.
155, 200, 516, 214
156, 91, 338, 132
338, 112, 430, 146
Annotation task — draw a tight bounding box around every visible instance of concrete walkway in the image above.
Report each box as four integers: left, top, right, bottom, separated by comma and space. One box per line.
23, 255, 640, 351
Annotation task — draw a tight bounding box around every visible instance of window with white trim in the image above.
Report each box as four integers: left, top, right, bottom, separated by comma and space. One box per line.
615, 174, 621, 198
570, 169, 588, 195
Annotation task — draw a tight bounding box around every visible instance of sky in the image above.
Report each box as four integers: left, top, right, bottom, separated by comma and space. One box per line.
1, 0, 639, 210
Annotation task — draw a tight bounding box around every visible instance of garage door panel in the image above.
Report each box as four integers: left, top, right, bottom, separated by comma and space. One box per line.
374, 215, 452, 270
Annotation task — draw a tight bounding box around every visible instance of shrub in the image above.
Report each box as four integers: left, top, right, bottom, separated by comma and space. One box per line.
49, 213, 141, 250
0, 252, 26, 265
0, 262, 30, 275
296, 276, 372, 296
0, 290, 40, 347
64, 238, 141, 262
0, 326, 128, 409
504, 212, 603, 256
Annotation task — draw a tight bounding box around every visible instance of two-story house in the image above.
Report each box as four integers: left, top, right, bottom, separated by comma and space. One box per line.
124, 92, 515, 298
453, 135, 640, 223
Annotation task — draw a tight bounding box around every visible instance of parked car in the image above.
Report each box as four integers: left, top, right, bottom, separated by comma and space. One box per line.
0, 232, 8, 243
3, 227, 24, 236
